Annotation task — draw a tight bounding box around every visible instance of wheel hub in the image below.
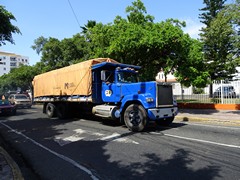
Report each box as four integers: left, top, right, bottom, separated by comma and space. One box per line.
129, 110, 141, 126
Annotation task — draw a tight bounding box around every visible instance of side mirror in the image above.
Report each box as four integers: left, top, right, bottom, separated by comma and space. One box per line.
101, 70, 106, 81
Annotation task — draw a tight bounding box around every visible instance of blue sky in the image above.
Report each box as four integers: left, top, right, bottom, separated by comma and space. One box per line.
0, 0, 232, 65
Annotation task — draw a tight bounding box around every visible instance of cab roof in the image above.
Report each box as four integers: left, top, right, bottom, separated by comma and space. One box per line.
92, 62, 141, 70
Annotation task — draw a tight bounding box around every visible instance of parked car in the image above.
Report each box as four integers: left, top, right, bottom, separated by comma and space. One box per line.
0, 95, 16, 115
213, 85, 236, 98
8, 94, 32, 108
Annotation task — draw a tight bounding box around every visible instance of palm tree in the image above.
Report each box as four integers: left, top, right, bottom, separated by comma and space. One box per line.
81, 20, 97, 34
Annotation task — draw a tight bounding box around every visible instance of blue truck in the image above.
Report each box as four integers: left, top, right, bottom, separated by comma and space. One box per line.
33, 58, 177, 132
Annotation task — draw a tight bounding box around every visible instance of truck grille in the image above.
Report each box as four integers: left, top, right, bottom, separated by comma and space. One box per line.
157, 84, 173, 107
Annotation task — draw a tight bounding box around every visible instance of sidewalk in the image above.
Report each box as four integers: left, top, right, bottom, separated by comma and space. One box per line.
176, 108, 240, 126
0, 108, 239, 180
0, 146, 23, 180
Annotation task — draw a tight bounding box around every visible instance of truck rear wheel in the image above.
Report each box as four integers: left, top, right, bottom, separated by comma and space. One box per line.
56, 103, 68, 119
46, 103, 56, 118
124, 104, 147, 132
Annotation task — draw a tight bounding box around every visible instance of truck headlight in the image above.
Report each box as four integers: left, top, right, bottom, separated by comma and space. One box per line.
146, 97, 154, 103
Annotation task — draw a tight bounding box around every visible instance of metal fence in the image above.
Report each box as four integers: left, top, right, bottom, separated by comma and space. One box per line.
173, 80, 240, 104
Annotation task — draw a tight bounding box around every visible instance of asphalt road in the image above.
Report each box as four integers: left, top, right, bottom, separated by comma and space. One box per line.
0, 105, 240, 180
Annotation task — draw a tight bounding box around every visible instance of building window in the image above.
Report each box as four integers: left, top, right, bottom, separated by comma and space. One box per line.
10, 62, 17, 66
3, 68, 6, 70
10, 57, 16, 61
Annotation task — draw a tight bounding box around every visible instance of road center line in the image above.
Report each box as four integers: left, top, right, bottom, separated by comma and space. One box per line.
164, 133, 240, 149
0, 122, 99, 180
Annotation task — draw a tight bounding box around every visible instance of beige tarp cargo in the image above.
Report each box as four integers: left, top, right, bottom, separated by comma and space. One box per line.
33, 58, 118, 98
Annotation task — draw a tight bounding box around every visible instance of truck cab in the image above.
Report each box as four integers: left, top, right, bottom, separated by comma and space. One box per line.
91, 62, 178, 131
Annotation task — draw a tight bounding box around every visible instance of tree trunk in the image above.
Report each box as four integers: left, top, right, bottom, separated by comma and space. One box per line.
209, 83, 213, 98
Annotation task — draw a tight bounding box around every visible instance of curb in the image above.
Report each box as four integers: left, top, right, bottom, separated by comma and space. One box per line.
175, 116, 240, 127
178, 103, 240, 110
0, 147, 23, 180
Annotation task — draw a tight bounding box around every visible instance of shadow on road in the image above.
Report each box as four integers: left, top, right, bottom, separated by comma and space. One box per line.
0, 115, 221, 179
63, 139, 221, 180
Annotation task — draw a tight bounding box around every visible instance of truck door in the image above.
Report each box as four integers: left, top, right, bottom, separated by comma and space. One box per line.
102, 71, 121, 102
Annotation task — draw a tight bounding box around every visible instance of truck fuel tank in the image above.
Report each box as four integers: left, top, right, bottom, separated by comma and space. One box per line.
92, 105, 120, 119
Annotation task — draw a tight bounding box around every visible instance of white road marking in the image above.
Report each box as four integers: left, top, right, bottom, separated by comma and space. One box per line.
54, 129, 139, 146
151, 132, 240, 149
54, 129, 89, 146
100, 133, 120, 141
0, 122, 99, 180
99, 133, 139, 144
55, 136, 85, 146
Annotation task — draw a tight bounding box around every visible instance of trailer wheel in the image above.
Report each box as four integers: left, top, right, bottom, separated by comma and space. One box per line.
156, 117, 174, 126
124, 104, 147, 132
56, 103, 68, 119
46, 103, 56, 118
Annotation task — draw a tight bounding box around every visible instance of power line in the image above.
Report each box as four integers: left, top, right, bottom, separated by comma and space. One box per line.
67, 0, 81, 30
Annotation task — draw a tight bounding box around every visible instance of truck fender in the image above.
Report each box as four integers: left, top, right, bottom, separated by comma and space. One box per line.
119, 94, 152, 112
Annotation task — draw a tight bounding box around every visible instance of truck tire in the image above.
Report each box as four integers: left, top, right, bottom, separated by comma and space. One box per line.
124, 104, 147, 132
46, 103, 56, 118
56, 103, 68, 119
156, 117, 174, 126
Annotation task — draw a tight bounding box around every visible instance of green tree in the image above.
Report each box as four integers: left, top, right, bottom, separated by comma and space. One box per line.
35, 35, 90, 71
72, 33, 91, 61
87, 0, 205, 83
199, 0, 228, 96
32, 0, 207, 87
10, 65, 40, 91
0, 65, 41, 94
31, 36, 48, 55
125, 0, 154, 25
83, 23, 112, 59
0, 73, 17, 95
60, 38, 82, 64
199, 0, 226, 26
0, 5, 21, 46
106, 19, 193, 81
223, 0, 240, 64
81, 20, 97, 34
41, 37, 63, 71
175, 39, 209, 87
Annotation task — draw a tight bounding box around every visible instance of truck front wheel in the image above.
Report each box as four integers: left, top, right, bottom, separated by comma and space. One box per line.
124, 104, 147, 132
46, 103, 56, 118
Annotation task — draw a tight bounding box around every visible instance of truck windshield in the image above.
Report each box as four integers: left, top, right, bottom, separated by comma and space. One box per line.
117, 71, 139, 83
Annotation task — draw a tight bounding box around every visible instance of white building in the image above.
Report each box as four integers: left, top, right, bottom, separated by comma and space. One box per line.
155, 69, 177, 83
233, 67, 240, 80
0, 51, 29, 76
